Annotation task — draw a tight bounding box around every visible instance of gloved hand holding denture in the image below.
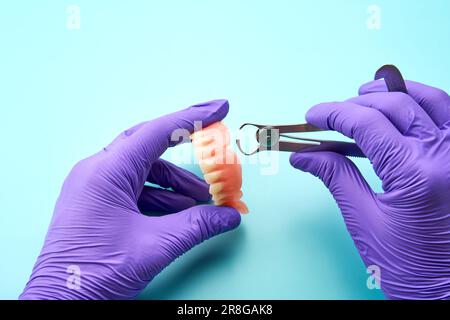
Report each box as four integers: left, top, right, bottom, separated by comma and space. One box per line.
20, 100, 242, 300
290, 80, 450, 299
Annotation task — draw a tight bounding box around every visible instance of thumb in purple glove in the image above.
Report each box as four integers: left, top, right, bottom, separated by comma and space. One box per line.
290, 80, 450, 300
20, 100, 241, 300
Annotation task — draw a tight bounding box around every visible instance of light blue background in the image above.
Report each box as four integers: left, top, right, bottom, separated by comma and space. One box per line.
1, 0, 449, 300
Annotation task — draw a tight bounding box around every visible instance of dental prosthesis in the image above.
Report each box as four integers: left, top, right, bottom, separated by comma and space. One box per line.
191, 122, 249, 214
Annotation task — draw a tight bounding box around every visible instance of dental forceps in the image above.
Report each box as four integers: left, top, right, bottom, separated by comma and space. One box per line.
236, 65, 408, 158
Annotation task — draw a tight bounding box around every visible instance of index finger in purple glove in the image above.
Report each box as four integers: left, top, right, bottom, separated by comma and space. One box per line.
107, 121, 148, 150
305, 101, 407, 165
124, 100, 230, 168
359, 80, 450, 129
347, 92, 440, 140
105, 100, 229, 172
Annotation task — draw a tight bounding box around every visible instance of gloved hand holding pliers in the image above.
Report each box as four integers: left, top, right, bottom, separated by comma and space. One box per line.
291, 78, 450, 299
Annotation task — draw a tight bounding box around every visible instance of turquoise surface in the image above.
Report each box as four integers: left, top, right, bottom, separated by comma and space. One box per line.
1, 0, 449, 299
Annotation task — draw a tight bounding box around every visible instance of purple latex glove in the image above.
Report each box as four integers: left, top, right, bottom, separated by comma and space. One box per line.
20, 100, 241, 300
290, 80, 450, 299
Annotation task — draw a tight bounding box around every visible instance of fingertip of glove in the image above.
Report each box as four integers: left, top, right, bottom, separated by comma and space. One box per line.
304, 103, 334, 129
216, 206, 241, 231
289, 152, 309, 170
192, 99, 229, 114
187, 99, 230, 127
189, 205, 241, 234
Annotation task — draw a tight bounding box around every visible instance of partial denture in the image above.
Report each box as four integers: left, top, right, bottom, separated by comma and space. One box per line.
191, 122, 248, 214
